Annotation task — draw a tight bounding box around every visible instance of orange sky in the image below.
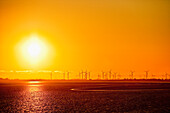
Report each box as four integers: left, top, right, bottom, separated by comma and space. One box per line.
0, 0, 170, 79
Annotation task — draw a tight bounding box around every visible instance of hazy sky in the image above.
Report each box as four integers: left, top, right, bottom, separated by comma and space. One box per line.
0, 0, 170, 74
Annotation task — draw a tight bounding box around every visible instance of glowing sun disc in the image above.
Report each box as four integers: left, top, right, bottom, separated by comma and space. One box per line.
19, 34, 49, 65
26, 37, 42, 58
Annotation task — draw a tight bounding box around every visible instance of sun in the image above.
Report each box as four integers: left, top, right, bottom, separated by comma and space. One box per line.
26, 37, 43, 58
16, 34, 50, 67
15, 34, 56, 69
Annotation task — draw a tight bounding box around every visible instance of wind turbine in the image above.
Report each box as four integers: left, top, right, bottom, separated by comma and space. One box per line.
102, 71, 105, 80
81, 70, 84, 80
88, 72, 91, 80
67, 71, 70, 80
98, 74, 101, 80
152, 74, 155, 79
104, 72, 108, 80
118, 74, 121, 79
165, 72, 168, 80
85, 70, 88, 80
50, 71, 53, 80
130, 71, 135, 79
78, 72, 81, 80
144, 70, 149, 80
108, 70, 112, 80
63, 72, 65, 80
113, 72, 117, 79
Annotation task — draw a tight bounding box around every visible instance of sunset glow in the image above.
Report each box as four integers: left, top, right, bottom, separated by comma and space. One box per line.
0, 0, 169, 79
0, 1, 170, 112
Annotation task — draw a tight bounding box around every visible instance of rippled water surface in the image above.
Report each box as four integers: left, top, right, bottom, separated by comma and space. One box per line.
0, 81, 170, 112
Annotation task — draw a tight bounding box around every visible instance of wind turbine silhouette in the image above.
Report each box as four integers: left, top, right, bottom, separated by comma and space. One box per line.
81, 70, 84, 80
50, 71, 53, 80
118, 74, 121, 79
85, 70, 88, 80
102, 71, 105, 80
165, 72, 168, 80
88, 72, 91, 80
144, 70, 149, 79
105, 72, 108, 80
108, 70, 112, 80
66, 71, 70, 80
98, 73, 101, 80
152, 74, 155, 79
63, 72, 66, 80
130, 71, 135, 79
80, 70, 89, 80
113, 72, 117, 79
78, 72, 81, 80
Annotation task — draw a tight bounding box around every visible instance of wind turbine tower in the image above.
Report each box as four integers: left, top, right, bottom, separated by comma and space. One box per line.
78, 72, 81, 80
105, 72, 108, 80
63, 72, 65, 80
130, 71, 135, 79
50, 71, 53, 80
109, 70, 112, 80
98, 74, 101, 80
88, 72, 91, 80
85, 70, 88, 80
67, 71, 70, 80
165, 72, 168, 80
102, 71, 105, 80
145, 71, 149, 79
114, 72, 117, 80
81, 70, 84, 80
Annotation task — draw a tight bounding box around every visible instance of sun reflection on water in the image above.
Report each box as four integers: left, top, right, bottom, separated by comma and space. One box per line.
28, 86, 41, 92
27, 81, 42, 86
20, 81, 48, 112
28, 81, 40, 84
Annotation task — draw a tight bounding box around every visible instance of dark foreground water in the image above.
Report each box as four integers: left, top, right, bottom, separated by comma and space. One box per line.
0, 80, 170, 113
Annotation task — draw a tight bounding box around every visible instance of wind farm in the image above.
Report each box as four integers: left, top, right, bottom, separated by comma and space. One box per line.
0, 69, 170, 80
